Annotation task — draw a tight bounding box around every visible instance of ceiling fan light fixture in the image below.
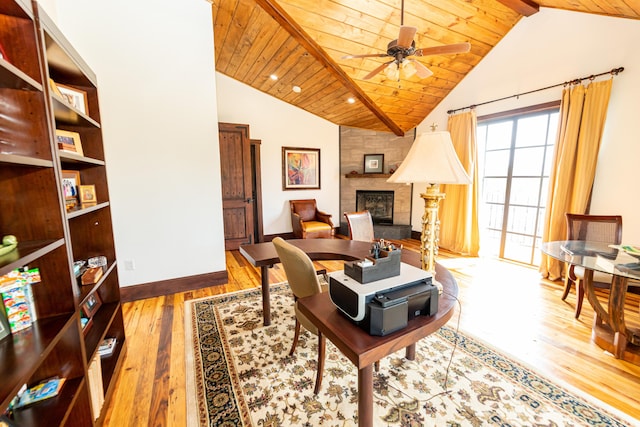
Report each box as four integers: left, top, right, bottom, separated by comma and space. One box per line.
402, 60, 417, 78
269, 74, 278, 81
384, 62, 400, 80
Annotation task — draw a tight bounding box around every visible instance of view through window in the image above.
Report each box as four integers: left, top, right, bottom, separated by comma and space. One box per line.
477, 108, 559, 265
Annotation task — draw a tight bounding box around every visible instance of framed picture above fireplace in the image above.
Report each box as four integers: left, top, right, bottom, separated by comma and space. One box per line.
363, 154, 384, 174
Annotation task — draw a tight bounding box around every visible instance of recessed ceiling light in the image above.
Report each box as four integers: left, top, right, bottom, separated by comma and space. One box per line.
292, 86, 302, 93
347, 97, 355, 104
270, 74, 278, 81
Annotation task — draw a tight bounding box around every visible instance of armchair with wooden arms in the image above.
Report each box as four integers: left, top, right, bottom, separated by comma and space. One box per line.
289, 199, 334, 239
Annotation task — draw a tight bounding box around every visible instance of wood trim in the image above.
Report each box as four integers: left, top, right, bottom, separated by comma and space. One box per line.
254, 0, 404, 136
477, 100, 561, 122
251, 139, 264, 243
263, 232, 296, 242
120, 270, 228, 302
495, 0, 539, 16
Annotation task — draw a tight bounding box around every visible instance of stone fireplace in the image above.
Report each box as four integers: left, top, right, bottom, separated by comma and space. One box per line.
339, 127, 416, 239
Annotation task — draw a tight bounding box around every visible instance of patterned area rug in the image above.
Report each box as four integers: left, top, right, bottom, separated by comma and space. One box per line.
185, 284, 635, 426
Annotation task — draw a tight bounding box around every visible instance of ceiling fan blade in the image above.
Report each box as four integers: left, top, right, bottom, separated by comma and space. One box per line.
412, 60, 433, 79
414, 42, 471, 57
363, 61, 394, 80
342, 53, 389, 59
397, 25, 417, 48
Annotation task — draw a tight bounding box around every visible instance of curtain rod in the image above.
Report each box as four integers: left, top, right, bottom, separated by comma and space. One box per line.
446, 67, 624, 115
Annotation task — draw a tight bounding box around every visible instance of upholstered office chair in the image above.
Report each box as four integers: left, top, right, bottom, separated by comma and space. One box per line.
272, 237, 327, 394
562, 214, 622, 318
344, 210, 375, 242
289, 199, 334, 239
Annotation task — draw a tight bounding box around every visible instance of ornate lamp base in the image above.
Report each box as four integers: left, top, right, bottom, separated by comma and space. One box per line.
420, 184, 445, 290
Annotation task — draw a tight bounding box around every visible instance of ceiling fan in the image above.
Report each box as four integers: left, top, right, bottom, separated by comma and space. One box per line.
342, 1, 471, 80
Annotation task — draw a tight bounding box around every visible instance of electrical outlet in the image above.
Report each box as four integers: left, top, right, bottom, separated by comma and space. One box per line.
124, 259, 135, 271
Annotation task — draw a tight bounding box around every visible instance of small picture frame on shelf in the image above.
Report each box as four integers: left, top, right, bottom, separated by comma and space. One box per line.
79, 185, 97, 205
56, 83, 88, 115
363, 154, 384, 174
81, 292, 102, 319
55, 129, 83, 156
61, 170, 81, 202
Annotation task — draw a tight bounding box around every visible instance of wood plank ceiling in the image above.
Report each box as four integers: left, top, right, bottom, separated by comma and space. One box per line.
211, 0, 640, 136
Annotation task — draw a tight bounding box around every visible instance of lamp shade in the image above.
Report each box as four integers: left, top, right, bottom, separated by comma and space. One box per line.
387, 131, 471, 185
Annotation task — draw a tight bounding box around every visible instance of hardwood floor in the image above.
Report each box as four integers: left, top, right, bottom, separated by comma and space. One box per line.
102, 239, 640, 426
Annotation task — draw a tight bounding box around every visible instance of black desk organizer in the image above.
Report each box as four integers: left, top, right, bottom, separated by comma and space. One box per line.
344, 248, 401, 283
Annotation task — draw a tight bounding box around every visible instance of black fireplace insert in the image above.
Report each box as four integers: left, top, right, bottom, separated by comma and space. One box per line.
356, 190, 394, 225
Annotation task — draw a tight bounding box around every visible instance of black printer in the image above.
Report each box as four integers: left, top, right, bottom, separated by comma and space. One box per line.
329, 263, 439, 336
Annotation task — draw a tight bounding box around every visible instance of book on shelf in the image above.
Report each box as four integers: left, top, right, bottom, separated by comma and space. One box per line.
98, 337, 117, 357
14, 377, 66, 409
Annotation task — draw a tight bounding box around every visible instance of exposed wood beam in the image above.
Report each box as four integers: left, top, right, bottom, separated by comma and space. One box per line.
254, 0, 406, 135
496, 0, 540, 16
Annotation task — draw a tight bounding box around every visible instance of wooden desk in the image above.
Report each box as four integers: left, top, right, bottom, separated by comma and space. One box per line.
239, 239, 420, 325
297, 263, 458, 427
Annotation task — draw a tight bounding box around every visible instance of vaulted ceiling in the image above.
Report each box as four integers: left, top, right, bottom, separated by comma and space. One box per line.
211, 0, 640, 136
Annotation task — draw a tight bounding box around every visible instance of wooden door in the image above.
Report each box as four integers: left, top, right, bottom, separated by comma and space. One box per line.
219, 123, 254, 250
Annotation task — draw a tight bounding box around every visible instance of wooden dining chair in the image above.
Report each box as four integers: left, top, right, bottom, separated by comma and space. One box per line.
344, 210, 375, 242
562, 213, 622, 318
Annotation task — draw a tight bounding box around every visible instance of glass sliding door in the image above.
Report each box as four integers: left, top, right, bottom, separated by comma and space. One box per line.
477, 109, 559, 265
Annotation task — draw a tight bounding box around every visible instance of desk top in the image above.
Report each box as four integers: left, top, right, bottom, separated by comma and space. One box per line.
297, 263, 458, 368
542, 240, 640, 280
240, 239, 420, 268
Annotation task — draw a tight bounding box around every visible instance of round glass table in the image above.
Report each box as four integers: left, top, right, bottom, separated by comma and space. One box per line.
542, 240, 640, 365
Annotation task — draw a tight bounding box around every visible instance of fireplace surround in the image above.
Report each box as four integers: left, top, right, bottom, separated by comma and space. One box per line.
356, 190, 394, 225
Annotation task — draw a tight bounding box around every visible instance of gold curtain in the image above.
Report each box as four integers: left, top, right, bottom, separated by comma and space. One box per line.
540, 79, 613, 280
439, 111, 480, 256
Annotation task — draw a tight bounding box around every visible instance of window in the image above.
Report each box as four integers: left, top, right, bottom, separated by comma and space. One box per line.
477, 108, 559, 265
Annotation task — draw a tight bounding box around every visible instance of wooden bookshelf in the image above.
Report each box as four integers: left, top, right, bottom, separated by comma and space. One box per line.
0, 1, 126, 425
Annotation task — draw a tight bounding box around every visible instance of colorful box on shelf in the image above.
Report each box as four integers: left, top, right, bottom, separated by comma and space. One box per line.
0, 267, 41, 333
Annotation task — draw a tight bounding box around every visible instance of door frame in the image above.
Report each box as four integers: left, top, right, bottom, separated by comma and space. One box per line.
250, 138, 264, 243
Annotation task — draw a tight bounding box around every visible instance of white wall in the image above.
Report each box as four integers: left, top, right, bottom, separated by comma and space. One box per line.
215, 73, 340, 235
51, 0, 225, 287
416, 8, 640, 243
44, 2, 640, 289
